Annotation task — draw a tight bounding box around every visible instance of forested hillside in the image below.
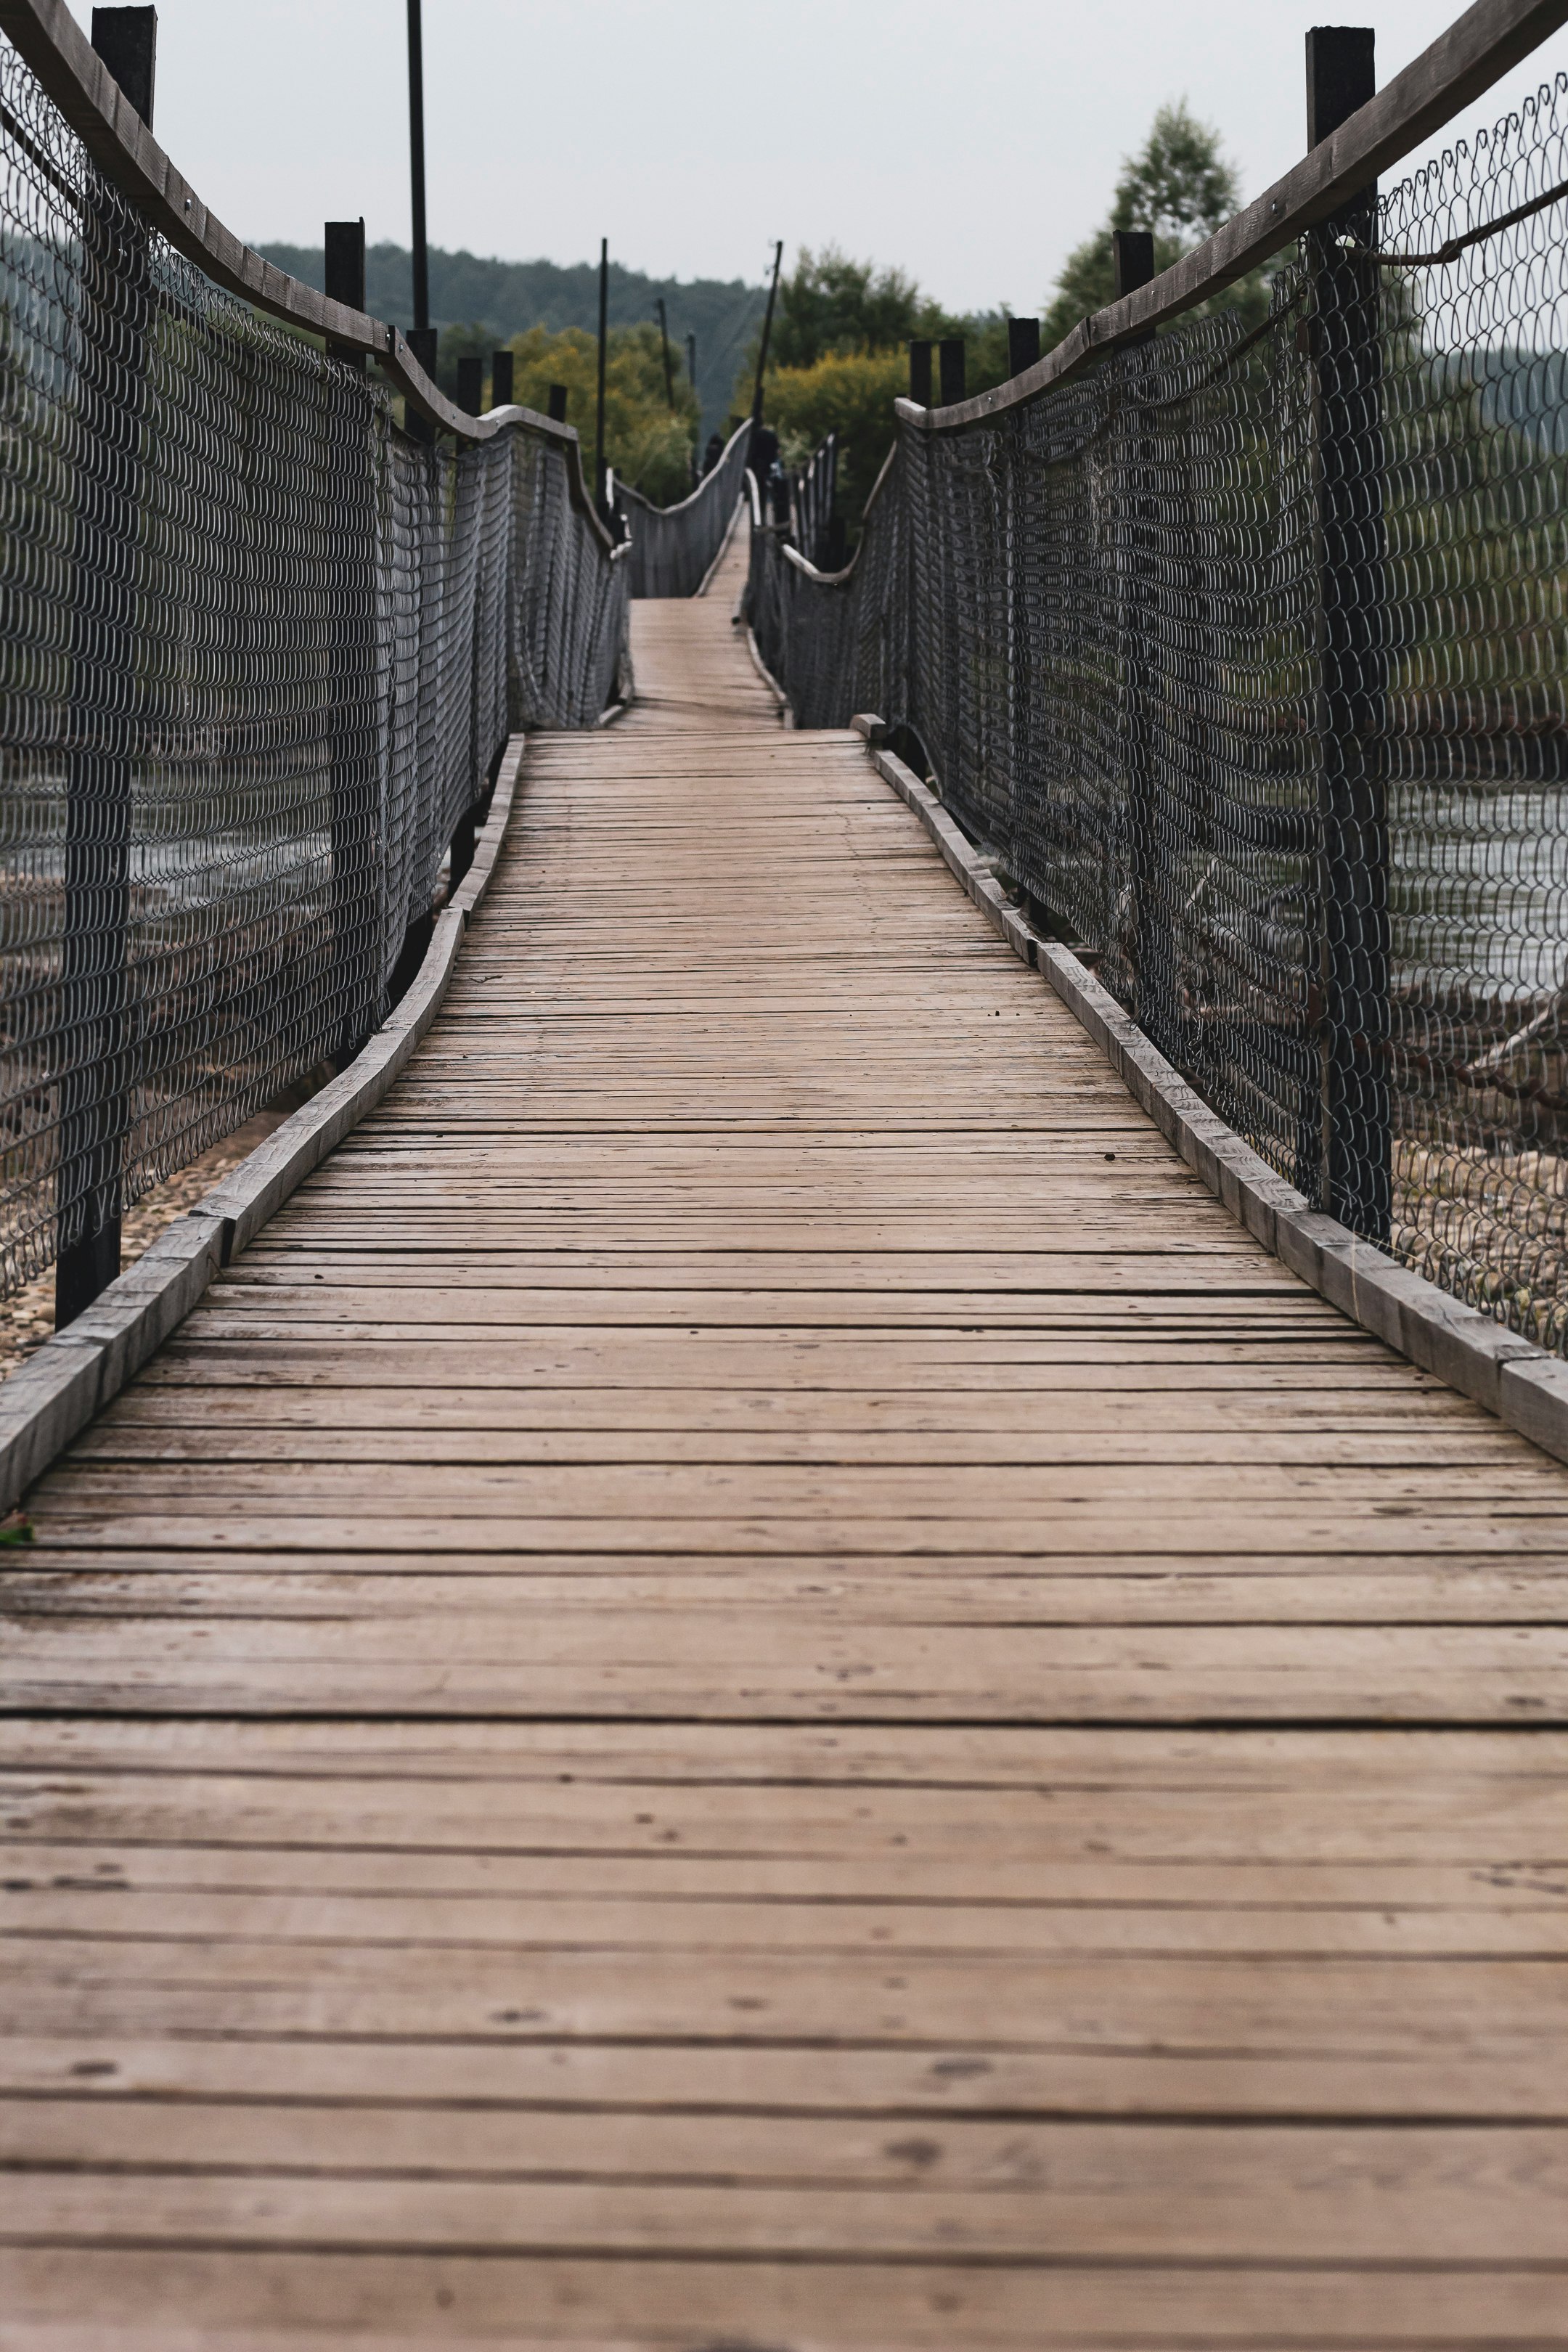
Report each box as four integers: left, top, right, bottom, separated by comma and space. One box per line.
258, 240, 765, 436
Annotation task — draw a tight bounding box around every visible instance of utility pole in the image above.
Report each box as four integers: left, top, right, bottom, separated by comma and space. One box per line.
656, 297, 674, 409
595, 237, 609, 518
750, 240, 783, 425
406, 0, 429, 336
686, 332, 697, 391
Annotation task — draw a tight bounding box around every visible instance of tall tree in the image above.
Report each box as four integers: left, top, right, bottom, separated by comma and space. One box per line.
769, 247, 928, 370
1040, 101, 1271, 351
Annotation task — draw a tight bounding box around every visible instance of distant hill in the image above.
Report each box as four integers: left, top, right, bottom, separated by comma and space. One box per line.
257, 241, 767, 436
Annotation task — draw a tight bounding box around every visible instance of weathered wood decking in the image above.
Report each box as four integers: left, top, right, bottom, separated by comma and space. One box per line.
3, 524, 1568, 2346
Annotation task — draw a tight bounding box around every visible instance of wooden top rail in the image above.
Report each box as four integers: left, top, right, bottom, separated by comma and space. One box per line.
903, 0, 1568, 432
0, 0, 618, 552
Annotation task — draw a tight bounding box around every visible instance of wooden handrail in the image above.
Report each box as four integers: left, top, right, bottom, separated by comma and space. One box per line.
0, 0, 618, 552
905, 0, 1568, 431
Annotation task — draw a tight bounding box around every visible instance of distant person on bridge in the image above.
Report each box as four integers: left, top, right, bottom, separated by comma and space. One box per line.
701, 430, 724, 478
748, 420, 778, 519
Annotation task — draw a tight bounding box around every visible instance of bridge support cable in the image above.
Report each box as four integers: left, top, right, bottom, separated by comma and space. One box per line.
747, 0, 1568, 1362
0, 11, 629, 1312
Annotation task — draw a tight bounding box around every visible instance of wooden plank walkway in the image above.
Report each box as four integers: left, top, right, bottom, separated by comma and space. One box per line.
3, 522, 1568, 2347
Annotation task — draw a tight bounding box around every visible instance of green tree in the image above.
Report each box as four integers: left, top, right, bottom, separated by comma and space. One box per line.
769, 247, 928, 369
1040, 100, 1273, 351
764, 350, 910, 538
504, 321, 700, 506
436, 320, 494, 394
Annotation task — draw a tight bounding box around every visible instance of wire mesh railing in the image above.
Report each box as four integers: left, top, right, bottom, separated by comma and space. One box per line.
748, 16, 1568, 1356
0, 20, 629, 1308
620, 420, 752, 597
788, 432, 841, 571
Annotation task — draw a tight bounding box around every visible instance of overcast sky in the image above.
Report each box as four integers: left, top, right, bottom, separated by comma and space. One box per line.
60, 0, 1568, 309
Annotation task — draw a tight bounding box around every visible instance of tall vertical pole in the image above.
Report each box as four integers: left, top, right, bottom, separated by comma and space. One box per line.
750, 240, 783, 426
1111, 229, 1160, 1035
407, 0, 429, 335
686, 331, 698, 482
595, 237, 609, 519
490, 349, 513, 407
938, 338, 966, 407
656, 298, 674, 409
56, 6, 157, 1328
908, 340, 933, 407
323, 215, 379, 1070
1303, 27, 1387, 1241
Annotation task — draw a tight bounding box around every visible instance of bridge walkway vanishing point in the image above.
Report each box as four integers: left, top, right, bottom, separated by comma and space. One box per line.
4, 518, 1568, 2348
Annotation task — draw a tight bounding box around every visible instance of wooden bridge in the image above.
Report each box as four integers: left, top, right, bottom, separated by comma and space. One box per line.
4, 523, 1568, 2347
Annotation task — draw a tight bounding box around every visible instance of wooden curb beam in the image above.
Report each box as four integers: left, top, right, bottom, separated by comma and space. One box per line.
852, 716, 1568, 1467
0, 740, 528, 1511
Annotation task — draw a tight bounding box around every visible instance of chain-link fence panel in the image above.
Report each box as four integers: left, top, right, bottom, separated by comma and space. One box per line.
621, 421, 751, 597
748, 68, 1568, 1354
0, 30, 628, 1299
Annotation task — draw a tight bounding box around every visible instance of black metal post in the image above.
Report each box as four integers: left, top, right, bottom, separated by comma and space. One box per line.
595, 237, 609, 518
87, 5, 155, 118
406, 0, 429, 335
750, 240, 783, 425
324, 217, 364, 370
547, 383, 568, 423
490, 349, 513, 407
1111, 229, 1161, 1033
455, 354, 482, 415
404, 324, 437, 445
1112, 228, 1155, 305
686, 332, 697, 388
55, 7, 157, 1327
938, 338, 965, 406
656, 297, 674, 409
1006, 315, 1040, 376
1303, 26, 1388, 1240
322, 211, 380, 1077
909, 339, 932, 407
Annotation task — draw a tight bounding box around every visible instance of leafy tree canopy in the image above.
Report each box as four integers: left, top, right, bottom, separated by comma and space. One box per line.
1040, 100, 1271, 350
769, 248, 933, 370
764, 350, 910, 539
733, 248, 1024, 537
1111, 99, 1240, 238
494, 322, 700, 507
